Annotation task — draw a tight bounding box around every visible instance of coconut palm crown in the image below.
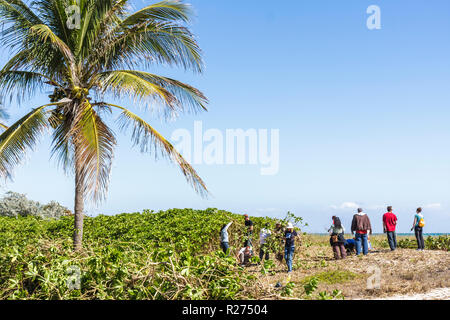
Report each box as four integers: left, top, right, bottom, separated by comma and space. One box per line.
0, 0, 208, 250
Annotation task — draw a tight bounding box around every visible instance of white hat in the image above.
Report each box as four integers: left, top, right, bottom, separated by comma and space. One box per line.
286, 222, 294, 229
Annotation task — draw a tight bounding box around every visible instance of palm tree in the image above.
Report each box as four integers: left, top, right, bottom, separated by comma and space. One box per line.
0, 0, 208, 250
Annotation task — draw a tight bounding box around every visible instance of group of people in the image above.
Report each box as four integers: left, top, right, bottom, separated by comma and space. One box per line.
328, 206, 426, 260
220, 214, 299, 273
219, 206, 426, 273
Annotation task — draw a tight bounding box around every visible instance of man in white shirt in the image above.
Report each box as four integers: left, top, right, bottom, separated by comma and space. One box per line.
259, 223, 272, 262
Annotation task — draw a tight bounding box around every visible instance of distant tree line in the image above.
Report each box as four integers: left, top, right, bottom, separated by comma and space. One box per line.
0, 191, 71, 218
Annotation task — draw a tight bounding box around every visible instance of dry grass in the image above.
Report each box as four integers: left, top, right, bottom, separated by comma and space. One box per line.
243, 235, 450, 300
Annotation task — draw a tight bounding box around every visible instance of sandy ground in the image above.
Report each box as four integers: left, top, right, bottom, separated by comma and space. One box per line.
374, 287, 450, 300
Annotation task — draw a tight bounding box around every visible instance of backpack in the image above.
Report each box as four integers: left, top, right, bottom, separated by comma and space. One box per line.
418, 218, 425, 228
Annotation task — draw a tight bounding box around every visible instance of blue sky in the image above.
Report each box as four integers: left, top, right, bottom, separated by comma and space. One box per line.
1, 0, 450, 233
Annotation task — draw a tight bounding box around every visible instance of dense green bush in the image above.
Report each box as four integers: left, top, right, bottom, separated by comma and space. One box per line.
397, 235, 450, 251
425, 235, 450, 251
0, 208, 275, 299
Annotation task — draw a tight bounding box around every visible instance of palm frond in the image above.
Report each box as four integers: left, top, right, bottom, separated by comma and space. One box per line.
120, 0, 192, 26
0, 47, 64, 86
34, 0, 73, 46
0, 0, 41, 48
0, 70, 61, 103
0, 104, 51, 179
96, 70, 207, 116
74, 0, 129, 60
28, 24, 75, 66
94, 70, 178, 117
104, 102, 208, 197
50, 108, 74, 174
70, 101, 116, 203
92, 19, 203, 73
5, 0, 43, 24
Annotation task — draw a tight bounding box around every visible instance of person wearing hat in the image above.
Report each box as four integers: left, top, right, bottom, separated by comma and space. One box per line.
259, 223, 272, 262
284, 222, 298, 273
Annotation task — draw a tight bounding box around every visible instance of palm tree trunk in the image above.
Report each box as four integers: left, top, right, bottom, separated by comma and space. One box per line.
73, 144, 84, 251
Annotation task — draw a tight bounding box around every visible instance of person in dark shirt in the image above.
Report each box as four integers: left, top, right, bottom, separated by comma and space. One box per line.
244, 214, 253, 231
243, 214, 254, 246
284, 223, 298, 273
351, 208, 372, 255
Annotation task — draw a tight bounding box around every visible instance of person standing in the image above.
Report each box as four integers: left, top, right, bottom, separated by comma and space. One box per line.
328, 216, 346, 259
274, 222, 285, 263
284, 223, 298, 273
243, 214, 254, 246
411, 207, 425, 251
220, 221, 233, 254
383, 206, 398, 251
351, 208, 372, 256
259, 223, 272, 262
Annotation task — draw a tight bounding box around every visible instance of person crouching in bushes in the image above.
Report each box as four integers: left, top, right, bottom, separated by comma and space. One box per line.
237, 241, 253, 267
328, 216, 346, 259
344, 237, 356, 255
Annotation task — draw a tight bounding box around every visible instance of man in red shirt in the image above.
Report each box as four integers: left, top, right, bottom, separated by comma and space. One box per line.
383, 206, 398, 251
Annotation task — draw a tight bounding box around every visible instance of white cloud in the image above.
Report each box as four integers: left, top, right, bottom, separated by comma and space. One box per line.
330, 202, 360, 210
424, 203, 441, 209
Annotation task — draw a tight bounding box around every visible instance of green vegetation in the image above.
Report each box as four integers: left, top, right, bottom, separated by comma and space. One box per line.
425, 235, 450, 251
281, 281, 296, 297
301, 270, 360, 285
0, 208, 448, 300
318, 289, 344, 300
301, 274, 348, 300
397, 235, 450, 251
0, 208, 283, 299
303, 277, 319, 296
